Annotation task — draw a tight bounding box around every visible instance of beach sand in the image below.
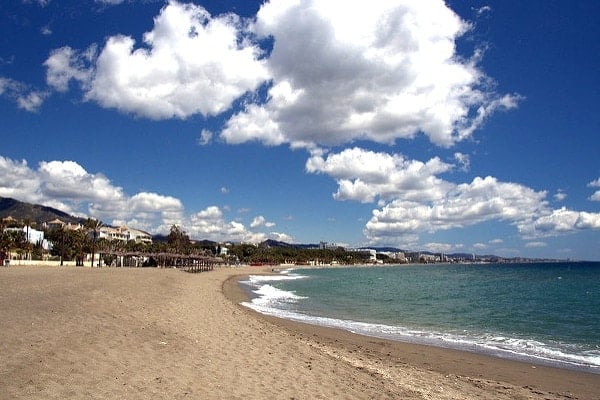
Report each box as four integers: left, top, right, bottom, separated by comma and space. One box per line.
1, 266, 598, 399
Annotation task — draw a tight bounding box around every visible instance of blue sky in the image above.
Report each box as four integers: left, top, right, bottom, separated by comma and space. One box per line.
1, 0, 599, 260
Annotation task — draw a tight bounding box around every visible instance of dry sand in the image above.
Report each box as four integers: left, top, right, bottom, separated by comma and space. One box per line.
0, 266, 598, 399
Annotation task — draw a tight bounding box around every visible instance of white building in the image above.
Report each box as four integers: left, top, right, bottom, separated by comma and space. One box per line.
97, 226, 152, 244
4, 226, 50, 250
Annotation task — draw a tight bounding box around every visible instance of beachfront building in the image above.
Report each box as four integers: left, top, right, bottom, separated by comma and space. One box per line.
98, 226, 152, 244
350, 248, 378, 263
4, 225, 50, 250
44, 218, 83, 231
378, 251, 408, 263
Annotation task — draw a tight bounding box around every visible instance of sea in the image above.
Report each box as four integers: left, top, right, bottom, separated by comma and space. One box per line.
240, 262, 600, 373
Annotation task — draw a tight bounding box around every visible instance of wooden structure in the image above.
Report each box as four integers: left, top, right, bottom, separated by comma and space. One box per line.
99, 251, 224, 272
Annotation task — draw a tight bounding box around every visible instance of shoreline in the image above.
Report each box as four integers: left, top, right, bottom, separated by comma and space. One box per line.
1, 265, 599, 399
223, 272, 600, 399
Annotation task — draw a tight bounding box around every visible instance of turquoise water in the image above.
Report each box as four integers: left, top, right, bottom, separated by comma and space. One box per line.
241, 262, 600, 373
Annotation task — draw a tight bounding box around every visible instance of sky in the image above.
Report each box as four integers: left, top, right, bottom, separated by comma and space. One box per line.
1, 0, 599, 260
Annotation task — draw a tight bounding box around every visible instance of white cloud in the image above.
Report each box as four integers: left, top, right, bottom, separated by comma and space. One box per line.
588, 178, 600, 201
39, 0, 50, 6
250, 215, 266, 228
39, 160, 124, 202
0, 155, 284, 242
0, 77, 47, 112
475, 6, 492, 16
45, 1, 268, 120
520, 207, 600, 238
589, 178, 600, 188
307, 147, 600, 245
268, 231, 294, 243
306, 147, 453, 203
16, 90, 48, 112
45, 46, 96, 92
187, 206, 266, 243
221, 0, 519, 148
250, 215, 276, 228
365, 173, 547, 241
525, 241, 546, 248
553, 190, 567, 202
96, 0, 125, 4
0, 157, 42, 204
454, 152, 470, 172
198, 129, 213, 146
421, 242, 455, 253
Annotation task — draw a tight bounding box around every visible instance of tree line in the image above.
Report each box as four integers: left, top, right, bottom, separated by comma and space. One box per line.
1, 218, 375, 266
0, 219, 212, 267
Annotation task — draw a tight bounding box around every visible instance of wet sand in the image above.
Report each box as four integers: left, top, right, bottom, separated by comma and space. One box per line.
1, 266, 598, 399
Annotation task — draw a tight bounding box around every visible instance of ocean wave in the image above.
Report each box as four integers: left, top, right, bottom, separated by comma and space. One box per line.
241, 292, 600, 373
244, 271, 307, 285
240, 273, 309, 308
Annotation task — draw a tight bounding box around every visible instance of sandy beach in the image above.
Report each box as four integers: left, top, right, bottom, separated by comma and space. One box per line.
1, 266, 598, 399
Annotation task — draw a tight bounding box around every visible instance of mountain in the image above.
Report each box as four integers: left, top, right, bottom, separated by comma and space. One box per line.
259, 239, 323, 249
0, 197, 84, 225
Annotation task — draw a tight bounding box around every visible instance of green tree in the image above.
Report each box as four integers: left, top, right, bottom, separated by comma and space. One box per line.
167, 225, 190, 254
22, 217, 32, 260
0, 219, 9, 263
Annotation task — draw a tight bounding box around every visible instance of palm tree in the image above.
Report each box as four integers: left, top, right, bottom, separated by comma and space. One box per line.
56, 225, 66, 266
22, 217, 32, 260
85, 218, 103, 267
0, 219, 8, 265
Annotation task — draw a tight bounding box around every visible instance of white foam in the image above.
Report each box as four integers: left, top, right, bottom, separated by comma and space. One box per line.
239, 272, 600, 373
250, 284, 307, 307
244, 272, 307, 285
240, 273, 309, 309
241, 298, 600, 373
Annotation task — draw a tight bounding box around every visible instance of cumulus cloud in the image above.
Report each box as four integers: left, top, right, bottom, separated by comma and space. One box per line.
520, 208, 600, 238
365, 175, 547, 243
269, 231, 294, 243
221, 0, 519, 148
588, 178, 600, 201
186, 206, 266, 243
250, 215, 275, 228
40, 0, 519, 146
45, 46, 96, 92
306, 147, 600, 244
0, 157, 43, 204
0, 155, 282, 242
39, 160, 124, 202
306, 147, 453, 203
45, 1, 268, 119
0, 157, 184, 230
